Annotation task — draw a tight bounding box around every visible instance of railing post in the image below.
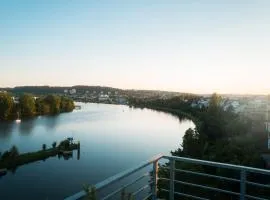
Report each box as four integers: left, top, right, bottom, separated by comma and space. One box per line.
240, 169, 246, 200
169, 158, 175, 200
152, 160, 158, 200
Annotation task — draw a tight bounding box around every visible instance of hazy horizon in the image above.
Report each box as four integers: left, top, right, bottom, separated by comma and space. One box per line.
1, 1, 270, 94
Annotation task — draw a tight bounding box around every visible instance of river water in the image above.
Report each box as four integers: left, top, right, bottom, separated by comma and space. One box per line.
0, 103, 194, 199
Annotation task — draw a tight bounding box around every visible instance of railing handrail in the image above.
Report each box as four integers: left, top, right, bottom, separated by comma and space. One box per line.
163, 155, 270, 175
64, 154, 163, 200
65, 154, 270, 200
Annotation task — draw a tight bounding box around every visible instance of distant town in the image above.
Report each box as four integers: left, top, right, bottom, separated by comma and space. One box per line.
0, 85, 269, 121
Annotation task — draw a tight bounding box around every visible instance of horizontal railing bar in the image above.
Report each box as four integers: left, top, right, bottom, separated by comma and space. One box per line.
174, 168, 240, 183
246, 181, 270, 189
132, 183, 151, 196
175, 191, 210, 200
245, 194, 270, 200
161, 189, 209, 200
158, 177, 170, 181
65, 154, 270, 200
163, 156, 270, 175
142, 193, 152, 200
64, 154, 162, 200
96, 154, 162, 190
174, 180, 240, 196
159, 166, 169, 170
101, 173, 149, 200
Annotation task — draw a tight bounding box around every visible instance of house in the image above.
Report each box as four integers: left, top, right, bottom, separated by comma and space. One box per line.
12, 97, 20, 104
98, 94, 109, 102
69, 89, 76, 95
116, 96, 128, 105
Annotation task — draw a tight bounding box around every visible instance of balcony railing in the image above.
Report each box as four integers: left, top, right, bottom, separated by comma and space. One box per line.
65, 154, 270, 200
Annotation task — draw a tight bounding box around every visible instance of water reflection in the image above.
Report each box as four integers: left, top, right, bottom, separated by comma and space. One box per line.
44, 115, 59, 131
0, 103, 194, 200
18, 118, 36, 135
0, 122, 14, 139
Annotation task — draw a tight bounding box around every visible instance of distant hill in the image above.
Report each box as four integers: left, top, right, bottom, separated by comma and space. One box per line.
0, 85, 191, 99
0, 85, 123, 95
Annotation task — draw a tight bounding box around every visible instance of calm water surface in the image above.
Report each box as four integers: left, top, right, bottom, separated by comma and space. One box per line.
0, 103, 194, 199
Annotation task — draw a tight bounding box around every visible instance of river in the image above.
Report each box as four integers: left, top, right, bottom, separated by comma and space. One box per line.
0, 103, 194, 199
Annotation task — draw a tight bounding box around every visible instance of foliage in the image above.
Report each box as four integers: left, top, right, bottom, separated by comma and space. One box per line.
0, 93, 75, 120
83, 185, 96, 200
10, 146, 19, 158
52, 141, 57, 148
58, 139, 70, 150
60, 96, 75, 112
0, 139, 79, 170
44, 95, 61, 114
0, 145, 19, 161
20, 93, 36, 117
131, 93, 270, 199
0, 92, 14, 120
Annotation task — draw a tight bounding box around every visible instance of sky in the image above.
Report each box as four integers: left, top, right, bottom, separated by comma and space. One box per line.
1, 0, 270, 94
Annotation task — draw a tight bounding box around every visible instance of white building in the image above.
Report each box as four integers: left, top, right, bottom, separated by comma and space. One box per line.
116, 96, 128, 104
98, 94, 109, 101
69, 89, 76, 95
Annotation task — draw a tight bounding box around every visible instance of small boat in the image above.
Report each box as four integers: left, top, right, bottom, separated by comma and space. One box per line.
0, 169, 7, 176
15, 112, 21, 123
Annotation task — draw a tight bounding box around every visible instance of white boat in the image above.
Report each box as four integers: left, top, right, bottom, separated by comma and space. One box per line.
15, 112, 21, 123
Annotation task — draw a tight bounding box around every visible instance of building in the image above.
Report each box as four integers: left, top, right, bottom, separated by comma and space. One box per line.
69, 89, 76, 95
116, 96, 128, 105
12, 97, 20, 104
98, 94, 109, 102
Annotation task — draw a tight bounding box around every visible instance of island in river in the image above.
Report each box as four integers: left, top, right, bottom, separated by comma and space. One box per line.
0, 138, 80, 174
0, 92, 75, 121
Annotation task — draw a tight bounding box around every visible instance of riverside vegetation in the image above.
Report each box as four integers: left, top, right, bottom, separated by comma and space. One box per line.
0, 139, 80, 172
0, 93, 75, 120
129, 93, 270, 199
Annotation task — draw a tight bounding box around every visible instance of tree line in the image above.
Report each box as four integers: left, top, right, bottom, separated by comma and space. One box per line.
130, 93, 270, 199
0, 93, 75, 120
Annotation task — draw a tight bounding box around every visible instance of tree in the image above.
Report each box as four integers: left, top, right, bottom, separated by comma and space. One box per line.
9, 146, 19, 158
0, 93, 14, 120
44, 95, 61, 114
20, 93, 36, 117
208, 93, 222, 113
1, 151, 10, 160
60, 97, 75, 112
83, 185, 97, 200
59, 139, 70, 150
42, 144, 47, 151
52, 141, 57, 148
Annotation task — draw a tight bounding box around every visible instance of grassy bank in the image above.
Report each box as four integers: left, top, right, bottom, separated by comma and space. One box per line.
135, 105, 201, 128
0, 142, 80, 170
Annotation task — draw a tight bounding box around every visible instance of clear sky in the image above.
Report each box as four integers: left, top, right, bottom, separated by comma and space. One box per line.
1, 0, 270, 94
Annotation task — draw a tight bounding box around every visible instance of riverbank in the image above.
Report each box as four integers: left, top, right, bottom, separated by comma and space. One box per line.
131, 104, 201, 128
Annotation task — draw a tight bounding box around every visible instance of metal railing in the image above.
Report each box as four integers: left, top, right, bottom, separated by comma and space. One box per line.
65, 154, 270, 200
